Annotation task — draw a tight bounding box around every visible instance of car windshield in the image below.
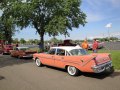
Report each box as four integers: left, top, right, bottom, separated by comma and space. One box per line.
69, 49, 88, 56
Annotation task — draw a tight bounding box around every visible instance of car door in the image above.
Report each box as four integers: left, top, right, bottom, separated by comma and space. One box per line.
11, 48, 19, 56
42, 48, 56, 66
54, 49, 67, 68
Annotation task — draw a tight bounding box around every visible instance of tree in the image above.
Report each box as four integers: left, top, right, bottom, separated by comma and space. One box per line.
0, 0, 86, 50
20, 38, 26, 44
0, 17, 16, 44
13, 38, 19, 44
50, 38, 60, 44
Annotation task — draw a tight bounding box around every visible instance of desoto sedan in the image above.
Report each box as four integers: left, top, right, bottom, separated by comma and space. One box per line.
33, 46, 114, 76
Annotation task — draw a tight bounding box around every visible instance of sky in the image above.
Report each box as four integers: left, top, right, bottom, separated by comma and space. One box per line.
1, 0, 120, 40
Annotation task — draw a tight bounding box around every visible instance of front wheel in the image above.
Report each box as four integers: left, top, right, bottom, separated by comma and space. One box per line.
67, 66, 79, 76
35, 58, 42, 67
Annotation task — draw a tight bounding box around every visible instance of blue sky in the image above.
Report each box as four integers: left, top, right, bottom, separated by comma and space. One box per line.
1, 0, 120, 40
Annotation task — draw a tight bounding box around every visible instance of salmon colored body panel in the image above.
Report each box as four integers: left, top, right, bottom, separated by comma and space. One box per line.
33, 51, 112, 73
38, 54, 55, 66
33, 53, 100, 73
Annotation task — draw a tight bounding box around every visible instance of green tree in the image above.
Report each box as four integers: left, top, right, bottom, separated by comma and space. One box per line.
50, 38, 60, 44
20, 38, 26, 44
0, 16, 16, 44
13, 38, 19, 43
1, 0, 86, 50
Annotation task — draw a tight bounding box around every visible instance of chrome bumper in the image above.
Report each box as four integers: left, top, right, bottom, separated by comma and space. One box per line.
22, 54, 33, 58
92, 61, 113, 73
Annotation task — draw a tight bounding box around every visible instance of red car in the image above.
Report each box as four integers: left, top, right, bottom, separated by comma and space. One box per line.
58, 39, 76, 46
10, 47, 37, 58
2, 45, 13, 55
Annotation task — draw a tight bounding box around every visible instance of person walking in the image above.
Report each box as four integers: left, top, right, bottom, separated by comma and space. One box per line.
81, 39, 89, 50
92, 39, 98, 53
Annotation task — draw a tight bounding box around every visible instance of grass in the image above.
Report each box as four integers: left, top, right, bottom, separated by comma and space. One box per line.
89, 49, 120, 70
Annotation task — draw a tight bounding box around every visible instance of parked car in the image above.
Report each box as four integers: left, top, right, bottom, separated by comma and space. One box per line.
2, 44, 13, 55
10, 47, 37, 58
58, 39, 76, 46
88, 41, 105, 50
33, 46, 114, 76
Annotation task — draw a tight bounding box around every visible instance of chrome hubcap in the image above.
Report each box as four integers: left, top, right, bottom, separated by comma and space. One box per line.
68, 66, 76, 75
36, 59, 40, 66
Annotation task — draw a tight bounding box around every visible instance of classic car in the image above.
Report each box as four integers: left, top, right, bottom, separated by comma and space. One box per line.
10, 47, 37, 58
88, 41, 105, 50
58, 39, 76, 46
2, 44, 13, 55
33, 46, 114, 76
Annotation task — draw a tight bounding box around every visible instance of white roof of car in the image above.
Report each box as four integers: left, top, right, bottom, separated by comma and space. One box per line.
51, 46, 82, 52
17, 47, 29, 49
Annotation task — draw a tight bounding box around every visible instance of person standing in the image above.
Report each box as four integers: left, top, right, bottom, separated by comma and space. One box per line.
16, 43, 19, 47
81, 39, 89, 50
92, 39, 98, 53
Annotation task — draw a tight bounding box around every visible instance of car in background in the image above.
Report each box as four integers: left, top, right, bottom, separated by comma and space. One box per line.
88, 41, 105, 50
10, 47, 37, 58
2, 44, 13, 55
58, 39, 76, 46
33, 46, 114, 76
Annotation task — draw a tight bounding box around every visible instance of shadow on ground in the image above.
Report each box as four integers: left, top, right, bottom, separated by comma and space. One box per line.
42, 65, 120, 79
0, 54, 33, 68
80, 71, 120, 79
0, 75, 5, 80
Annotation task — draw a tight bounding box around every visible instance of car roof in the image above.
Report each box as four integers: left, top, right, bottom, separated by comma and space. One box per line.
51, 46, 82, 52
17, 47, 29, 49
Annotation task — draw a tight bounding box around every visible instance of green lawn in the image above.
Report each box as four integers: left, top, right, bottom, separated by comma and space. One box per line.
89, 50, 120, 70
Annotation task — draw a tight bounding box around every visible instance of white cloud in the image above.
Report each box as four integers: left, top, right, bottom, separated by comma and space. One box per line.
105, 23, 112, 28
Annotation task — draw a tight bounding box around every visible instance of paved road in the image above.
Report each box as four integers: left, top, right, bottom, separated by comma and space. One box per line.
0, 55, 120, 90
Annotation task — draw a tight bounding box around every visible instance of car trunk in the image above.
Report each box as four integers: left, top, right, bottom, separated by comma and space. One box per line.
91, 53, 111, 65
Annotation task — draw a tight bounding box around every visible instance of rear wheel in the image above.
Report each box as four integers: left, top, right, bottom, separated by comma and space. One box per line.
67, 66, 79, 76
35, 58, 42, 67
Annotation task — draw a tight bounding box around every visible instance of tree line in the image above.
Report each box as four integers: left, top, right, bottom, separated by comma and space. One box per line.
12, 37, 119, 45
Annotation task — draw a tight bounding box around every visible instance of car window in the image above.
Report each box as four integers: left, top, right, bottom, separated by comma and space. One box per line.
70, 49, 88, 56
66, 51, 70, 56
48, 49, 56, 55
20, 48, 29, 51
56, 49, 65, 56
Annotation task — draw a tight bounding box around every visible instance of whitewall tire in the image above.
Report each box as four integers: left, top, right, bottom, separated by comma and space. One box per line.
35, 58, 42, 67
67, 66, 79, 76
